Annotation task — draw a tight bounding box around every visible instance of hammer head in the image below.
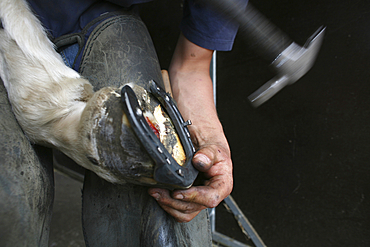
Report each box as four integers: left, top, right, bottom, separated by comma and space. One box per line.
248, 26, 326, 107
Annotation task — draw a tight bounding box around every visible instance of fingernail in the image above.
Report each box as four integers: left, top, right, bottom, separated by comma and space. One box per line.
174, 193, 184, 200
194, 154, 211, 166
150, 192, 160, 200
194, 153, 210, 164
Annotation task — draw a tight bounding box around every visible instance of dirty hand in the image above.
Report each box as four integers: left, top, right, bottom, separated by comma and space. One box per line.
148, 139, 233, 222
148, 33, 233, 222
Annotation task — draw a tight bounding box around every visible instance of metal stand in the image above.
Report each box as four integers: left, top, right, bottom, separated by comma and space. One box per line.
209, 52, 267, 247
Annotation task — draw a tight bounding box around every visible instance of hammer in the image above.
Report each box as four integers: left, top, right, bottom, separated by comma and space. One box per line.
204, 0, 326, 107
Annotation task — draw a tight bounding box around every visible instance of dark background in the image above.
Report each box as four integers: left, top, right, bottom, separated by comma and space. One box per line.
142, 0, 370, 246
49, 0, 370, 246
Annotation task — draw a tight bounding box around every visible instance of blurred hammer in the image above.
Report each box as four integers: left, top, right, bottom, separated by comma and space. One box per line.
204, 0, 326, 107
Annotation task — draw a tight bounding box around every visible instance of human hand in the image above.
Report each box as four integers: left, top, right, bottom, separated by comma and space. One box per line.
150, 33, 233, 222
148, 141, 233, 223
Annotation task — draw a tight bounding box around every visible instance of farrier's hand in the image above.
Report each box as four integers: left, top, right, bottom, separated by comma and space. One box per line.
148, 138, 232, 222
148, 33, 233, 222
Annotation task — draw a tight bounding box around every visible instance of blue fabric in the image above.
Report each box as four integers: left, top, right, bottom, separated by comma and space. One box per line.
27, 0, 247, 51
180, 0, 248, 51
28, 0, 149, 38
59, 43, 79, 68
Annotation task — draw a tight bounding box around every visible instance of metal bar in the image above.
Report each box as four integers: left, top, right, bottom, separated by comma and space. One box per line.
224, 196, 267, 247
209, 51, 250, 247
213, 232, 253, 247
209, 51, 217, 234
209, 52, 267, 247
212, 51, 217, 105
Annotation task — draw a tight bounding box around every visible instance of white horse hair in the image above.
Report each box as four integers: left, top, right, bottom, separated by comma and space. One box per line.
0, 0, 123, 183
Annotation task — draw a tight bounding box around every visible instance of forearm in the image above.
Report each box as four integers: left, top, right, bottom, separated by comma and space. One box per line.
169, 34, 229, 151
149, 34, 233, 222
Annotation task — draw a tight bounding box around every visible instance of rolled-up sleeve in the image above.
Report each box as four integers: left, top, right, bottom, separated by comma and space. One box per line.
180, 0, 248, 51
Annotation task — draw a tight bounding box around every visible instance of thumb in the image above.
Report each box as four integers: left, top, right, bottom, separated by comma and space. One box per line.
192, 146, 217, 172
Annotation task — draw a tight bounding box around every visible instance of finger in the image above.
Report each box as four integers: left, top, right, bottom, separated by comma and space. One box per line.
192, 153, 212, 172
172, 181, 230, 209
192, 146, 217, 172
148, 188, 202, 213
148, 188, 206, 222
192, 144, 231, 173
159, 203, 205, 223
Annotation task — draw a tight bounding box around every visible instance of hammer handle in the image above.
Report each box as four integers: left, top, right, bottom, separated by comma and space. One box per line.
205, 0, 292, 61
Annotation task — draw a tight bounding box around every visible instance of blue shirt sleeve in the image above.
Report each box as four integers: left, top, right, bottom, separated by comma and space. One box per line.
27, 0, 148, 38
180, 0, 248, 51
28, 0, 247, 51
